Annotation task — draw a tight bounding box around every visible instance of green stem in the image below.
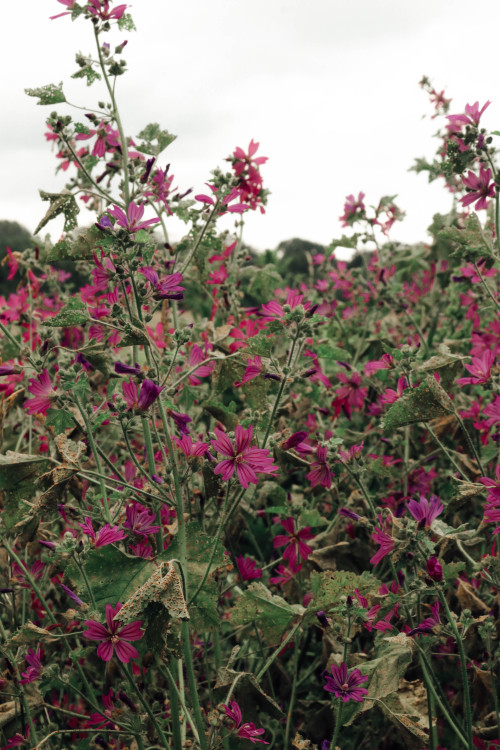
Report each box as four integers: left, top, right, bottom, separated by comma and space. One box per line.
180, 199, 221, 275
261, 326, 301, 448
453, 410, 485, 476
255, 620, 302, 681
329, 701, 343, 749
71, 551, 97, 609
424, 422, 468, 480
74, 393, 111, 523
122, 663, 170, 749
159, 660, 193, 749
342, 463, 377, 520
181, 620, 208, 750
438, 591, 473, 749
473, 261, 500, 310
283, 635, 301, 750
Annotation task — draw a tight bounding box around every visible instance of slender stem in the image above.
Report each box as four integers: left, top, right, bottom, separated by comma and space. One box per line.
181, 620, 208, 750
453, 410, 485, 476
261, 326, 301, 448
329, 701, 343, 750
60, 133, 119, 205
426, 684, 437, 750
473, 261, 500, 310
71, 552, 97, 609
438, 591, 473, 749
75, 393, 111, 522
179, 199, 221, 275
424, 421, 468, 480
159, 661, 195, 748
255, 620, 302, 681
94, 27, 130, 205
0, 320, 37, 368
342, 463, 377, 520
121, 663, 170, 749
283, 635, 301, 750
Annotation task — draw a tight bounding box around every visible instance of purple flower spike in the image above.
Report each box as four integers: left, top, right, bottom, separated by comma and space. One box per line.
339, 506, 361, 521
322, 662, 369, 702
137, 380, 164, 411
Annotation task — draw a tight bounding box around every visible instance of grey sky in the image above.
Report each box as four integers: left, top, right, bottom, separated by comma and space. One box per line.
2, 1, 500, 256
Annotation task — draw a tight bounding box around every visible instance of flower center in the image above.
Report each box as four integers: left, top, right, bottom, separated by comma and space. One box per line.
111, 634, 120, 644
341, 682, 350, 691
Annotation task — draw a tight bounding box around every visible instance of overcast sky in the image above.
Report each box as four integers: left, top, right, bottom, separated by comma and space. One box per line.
2, 1, 500, 257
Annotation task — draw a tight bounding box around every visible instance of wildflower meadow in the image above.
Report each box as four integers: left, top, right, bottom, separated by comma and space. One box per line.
1, 4, 499, 750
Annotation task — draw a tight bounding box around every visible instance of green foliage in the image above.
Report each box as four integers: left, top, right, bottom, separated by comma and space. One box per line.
35, 191, 80, 234
0, 452, 51, 530
438, 212, 495, 261
230, 582, 304, 643
25, 82, 66, 105
136, 123, 177, 156
44, 296, 88, 327
45, 408, 76, 434
308, 570, 380, 618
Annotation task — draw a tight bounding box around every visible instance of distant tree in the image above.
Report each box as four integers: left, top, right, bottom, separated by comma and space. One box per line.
276, 237, 325, 284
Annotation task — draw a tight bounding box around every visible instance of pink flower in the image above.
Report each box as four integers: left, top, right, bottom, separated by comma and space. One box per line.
339, 192, 365, 227
25, 369, 56, 416
107, 202, 160, 234
173, 435, 212, 458
380, 377, 407, 404
370, 527, 394, 566
273, 517, 314, 569
20, 648, 42, 685
457, 350, 496, 386
5, 247, 19, 280
79, 517, 127, 547
408, 601, 440, 636
235, 356, 262, 387
87, 0, 129, 21
269, 561, 302, 586
260, 291, 308, 320
83, 602, 143, 663
406, 495, 443, 529
332, 371, 367, 418
236, 556, 263, 581
187, 344, 214, 385
447, 101, 491, 129
222, 701, 269, 744
322, 662, 369, 702
364, 353, 394, 376
123, 504, 160, 536
49, 0, 76, 19
210, 425, 279, 489
306, 445, 334, 488
140, 267, 185, 300
460, 166, 496, 211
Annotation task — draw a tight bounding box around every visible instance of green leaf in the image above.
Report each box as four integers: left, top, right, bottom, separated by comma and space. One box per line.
136, 123, 176, 156
0, 452, 51, 531
316, 344, 350, 360
117, 12, 136, 31
117, 322, 149, 347
71, 65, 102, 86
244, 334, 273, 357
25, 82, 66, 105
46, 409, 76, 435
230, 582, 304, 643
44, 225, 113, 261
35, 191, 80, 234
44, 297, 88, 327
243, 264, 283, 304
307, 570, 379, 618
438, 212, 495, 261
381, 381, 448, 433
202, 401, 239, 430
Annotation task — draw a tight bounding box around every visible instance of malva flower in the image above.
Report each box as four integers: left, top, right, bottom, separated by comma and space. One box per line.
370, 526, 394, 566
306, 445, 334, 489
460, 165, 496, 211
222, 700, 269, 744
211, 425, 279, 489
123, 504, 160, 537
79, 517, 127, 547
322, 662, 369, 702
87, 0, 129, 22
20, 648, 42, 685
83, 602, 143, 663
170, 409, 192, 436
173, 434, 212, 458
122, 379, 164, 411
234, 356, 262, 387
25, 369, 56, 416
447, 100, 491, 129
426, 557, 443, 582
260, 290, 308, 321
107, 201, 160, 234
408, 601, 440, 636
269, 561, 302, 586
236, 556, 263, 581
273, 517, 314, 569
140, 266, 185, 300
339, 192, 365, 227
456, 350, 496, 386
406, 494, 443, 529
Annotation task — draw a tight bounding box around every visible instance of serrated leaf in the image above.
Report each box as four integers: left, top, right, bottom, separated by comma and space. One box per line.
438, 213, 494, 261
44, 297, 88, 327
71, 65, 101, 86
136, 122, 176, 156
25, 82, 66, 105
44, 225, 113, 261
381, 381, 448, 433
46, 408, 75, 434
35, 191, 80, 234
230, 582, 304, 643
316, 344, 350, 360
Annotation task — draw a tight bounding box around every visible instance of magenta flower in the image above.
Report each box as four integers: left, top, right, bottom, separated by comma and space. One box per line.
107, 202, 160, 235
457, 350, 496, 386
114, 361, 142, 376
480, 464, 500, 504
140, 267, 185, 300
306, 445, 334, 489
406, 495, 443, 529
447, 100, 491, 129
173, 434, 212, 458
187, 344, 214, 385
234, 356, 262, 387
170, 410, 192, 436
426, 557, 443, 582
211, 425, 279, 489
83, 602, 143, 663
79, 517, 127, 547
260, 291, 308, 320
273, 517, 314, 569
87, 0, 129, 22
123, 379, 164, 411
222, 701, 269, 744
408, 601, 440, 636
281, 431, 308, 451
25, 369, 56, 416
20, 648, 42, 685
339, 192, 366, 227
370, 527, 394, 566
123, 504, 160, 536
49, 0, 76, 19
322, 662, 369, 702
236, 556, 263, 581
460, 165, 496, 211
269, 561, 302, 586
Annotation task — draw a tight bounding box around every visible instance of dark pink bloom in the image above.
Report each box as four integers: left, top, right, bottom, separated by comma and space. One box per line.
19, 648, 42, 685
408, 601, 440, 636
2, 727, 30, 748
260, 291, 308, 321
140, 267, 185, 300
322, 662, 369, 702
380, 376, 407, 404
460, 166, 496, 211
457, 350, 496, 386
447, 100, 491, 129
5, 247, 19, 280
269, 561, 302, 586
332, 371, 367, 418
339, 192, 365, 227
339, 507, 362, 521
79, 517, 127, 547
49, 0, 76, 19
273, 517, 314, 569
173, 435, 212, 458
235, 356, 262, 387
114, 361, 142, 376
281, 431, 308, 450
222, 700, 269, 744
107, 202, 160, 235
480, 464, 500, 504
83, 602, 143, 663
426, 557, 443, 582
87, 0, 129, 21
130, 542, 154, 559
187, 344, 214, 385
406, 495, 443, 529
306, 445, 334, 488
25, 369, 56, 416
123, 504, 160, 536
170, 410, 191, 436
211, 425, 279, 489
370, 527, 394, 566
12, 560, 44, 587
236, 556, 263, 581
338, 441, 364, 463
123, 379, 164, 411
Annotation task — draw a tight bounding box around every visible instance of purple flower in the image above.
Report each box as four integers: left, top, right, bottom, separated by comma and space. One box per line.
170, 410, 192, 436
140, 267, 185, 300
426, 557, 443, 582
19, 648, 42, 684
60, 583, 83, 607
306, 445, 334, 489
83, 602, 143, 663
79, 517, 127, 547
123, 503, 160, 536
222, 701, 269, 744
114, 361, 142, 376
107, 201, 160, 235
460, 165, 496, 211
322, 662, 369, 702
211, 425, 279, 489
406, 495, 443, 529
0, 364, 16, 376
408, 601, 440, 636
339, 507, 361, 521
281, 431, 308, 450
137, 380, 164, 411
447, 100, 491, 129
370, 527, 394, 566
236, 556, 263, 581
